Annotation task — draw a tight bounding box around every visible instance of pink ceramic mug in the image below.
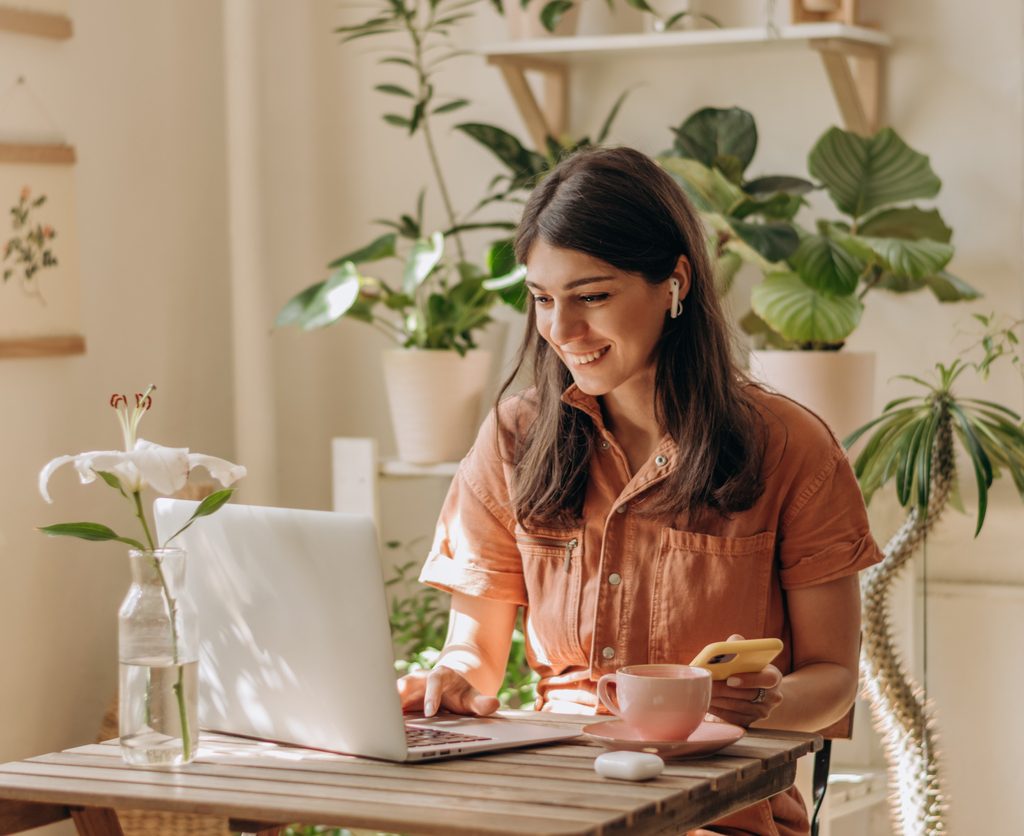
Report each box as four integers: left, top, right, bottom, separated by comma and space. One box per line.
597, 664, 712, 740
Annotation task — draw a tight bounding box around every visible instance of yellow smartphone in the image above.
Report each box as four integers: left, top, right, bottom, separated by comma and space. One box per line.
689, 638, 783, 680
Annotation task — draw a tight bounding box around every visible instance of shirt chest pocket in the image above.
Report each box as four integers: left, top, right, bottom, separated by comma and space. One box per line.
649, 529, 776, 665
515, 525, 585, 671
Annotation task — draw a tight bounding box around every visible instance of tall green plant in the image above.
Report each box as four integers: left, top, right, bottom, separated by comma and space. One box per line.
276, 0, 631, 337
661, 108, 981, 349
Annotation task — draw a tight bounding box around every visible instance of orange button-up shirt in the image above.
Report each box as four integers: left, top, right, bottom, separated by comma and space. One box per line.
421, 383, 883, 835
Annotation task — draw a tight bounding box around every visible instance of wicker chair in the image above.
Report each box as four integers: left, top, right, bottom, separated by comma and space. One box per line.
97, 701, 230, 835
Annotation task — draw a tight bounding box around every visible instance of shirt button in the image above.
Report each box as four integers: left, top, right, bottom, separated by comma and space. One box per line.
608, 573, 621, 586
655, 454, 668, 467
601, 646, 615, 660
615, 504, 627, 514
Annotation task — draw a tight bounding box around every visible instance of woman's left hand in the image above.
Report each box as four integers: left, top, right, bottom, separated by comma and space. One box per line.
707, 634, 784, 727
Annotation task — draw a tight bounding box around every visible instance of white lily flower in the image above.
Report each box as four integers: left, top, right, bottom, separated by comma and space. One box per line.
39, 438, 247, 503
37, 384, 245, 767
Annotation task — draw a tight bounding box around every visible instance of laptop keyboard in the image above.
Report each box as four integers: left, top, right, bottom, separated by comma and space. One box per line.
405, 725, 492, 749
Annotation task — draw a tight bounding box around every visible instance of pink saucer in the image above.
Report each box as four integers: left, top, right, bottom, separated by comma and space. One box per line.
582, 719, 745, 758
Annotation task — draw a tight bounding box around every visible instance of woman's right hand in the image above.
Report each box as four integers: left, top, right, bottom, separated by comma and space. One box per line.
397, 666, 500, 718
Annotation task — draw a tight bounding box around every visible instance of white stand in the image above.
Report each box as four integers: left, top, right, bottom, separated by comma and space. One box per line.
332, 437, 459, 524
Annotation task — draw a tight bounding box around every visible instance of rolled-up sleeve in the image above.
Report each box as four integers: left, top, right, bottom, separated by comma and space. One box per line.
778, 445, 884, 590
419, 410, 527, 605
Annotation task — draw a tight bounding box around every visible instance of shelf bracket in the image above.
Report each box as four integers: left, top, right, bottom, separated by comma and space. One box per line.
486, 55, 568, 151
810, 38, 885, 135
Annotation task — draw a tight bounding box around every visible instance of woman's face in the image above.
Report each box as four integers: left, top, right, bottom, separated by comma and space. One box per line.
525, 240, 678, 400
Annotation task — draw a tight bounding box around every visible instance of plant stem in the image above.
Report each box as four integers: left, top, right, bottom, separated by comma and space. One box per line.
133, 490, 192, 761
857, 266, 883, 301
132, 491, 156, 551
406, 6, 466, 263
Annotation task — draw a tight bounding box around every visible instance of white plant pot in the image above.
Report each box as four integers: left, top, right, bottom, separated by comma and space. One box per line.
382, 348, 493, 464
505, 1, 581, 39
748, 350, 875, 443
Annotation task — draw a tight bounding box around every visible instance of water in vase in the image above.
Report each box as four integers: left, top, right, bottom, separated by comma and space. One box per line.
119, 657, 199, 766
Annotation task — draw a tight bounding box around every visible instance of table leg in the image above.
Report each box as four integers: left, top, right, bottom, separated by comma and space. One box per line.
0, 800, 69, 835
69, 807, 125, 836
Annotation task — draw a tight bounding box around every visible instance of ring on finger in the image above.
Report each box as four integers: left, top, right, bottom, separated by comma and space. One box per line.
751, 687, 767, 704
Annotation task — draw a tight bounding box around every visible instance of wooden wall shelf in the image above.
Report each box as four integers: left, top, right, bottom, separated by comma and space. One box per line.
0, 6, 72, 40
480, 22, 891, 147
0, 335, 86, 358
0, 143, 76, 165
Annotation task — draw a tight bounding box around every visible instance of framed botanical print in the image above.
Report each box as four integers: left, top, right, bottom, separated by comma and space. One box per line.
0, 142, 84, 357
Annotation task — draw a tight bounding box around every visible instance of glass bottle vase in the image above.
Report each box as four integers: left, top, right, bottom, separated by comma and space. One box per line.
118, 548, 198, 766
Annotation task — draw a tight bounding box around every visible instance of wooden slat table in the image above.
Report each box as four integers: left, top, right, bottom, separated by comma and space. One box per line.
0, 713, 820, 836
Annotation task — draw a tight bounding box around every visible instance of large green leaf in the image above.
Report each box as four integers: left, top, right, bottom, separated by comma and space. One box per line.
403, 232, 445, 294
375, 83, 415, 98
275, 281, 323, 328
858, 206, 952, 242
874, 272, 925, 293
659, 156, 744, 214
739, 309, 793, 348
743, 175, 816, 196
456, 123, 548, 185
327, 232, 397, 268
949, 402, 993, 535
38, 522, 146, 550
670, 107, 757, 180
485, 239, 517, 278
595, 88, 633, 144
858, 235, 954, 280
483, 264, 527, 290
923, 270, 981, 302
483, 265, 528, 312
808, 126, 941, 219
729, 219, 799, 263
433, 98, 470, 115
163, 489, 236, 545
731, 192, 806, 222
720, 232, 776, 273
539, 0, 574, 31
790, 233, 863, 296
714, 250, 743, 295
301, 262, 364, 330
750, 272, 864, 345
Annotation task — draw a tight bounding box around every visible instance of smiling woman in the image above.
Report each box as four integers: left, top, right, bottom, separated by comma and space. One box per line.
400, 147, 884, 836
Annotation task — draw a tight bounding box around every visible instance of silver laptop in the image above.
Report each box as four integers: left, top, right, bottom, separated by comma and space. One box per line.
152, 499, 579, 761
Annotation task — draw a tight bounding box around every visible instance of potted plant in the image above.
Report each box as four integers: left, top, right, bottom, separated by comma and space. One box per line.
277, 231, 519, 463
276, 0, 629, 462
659, 107, 981, 438
842, 315, 1024, 834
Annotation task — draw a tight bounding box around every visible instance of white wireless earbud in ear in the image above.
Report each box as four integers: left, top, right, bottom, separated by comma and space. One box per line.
669, 278, 683, 319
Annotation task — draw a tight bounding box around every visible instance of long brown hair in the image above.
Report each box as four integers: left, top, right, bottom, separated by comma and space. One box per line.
498, 146, 766, 526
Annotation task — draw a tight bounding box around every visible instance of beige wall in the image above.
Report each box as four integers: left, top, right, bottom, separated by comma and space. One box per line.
0, 0, 1020, 833
0, 0, 233, 782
